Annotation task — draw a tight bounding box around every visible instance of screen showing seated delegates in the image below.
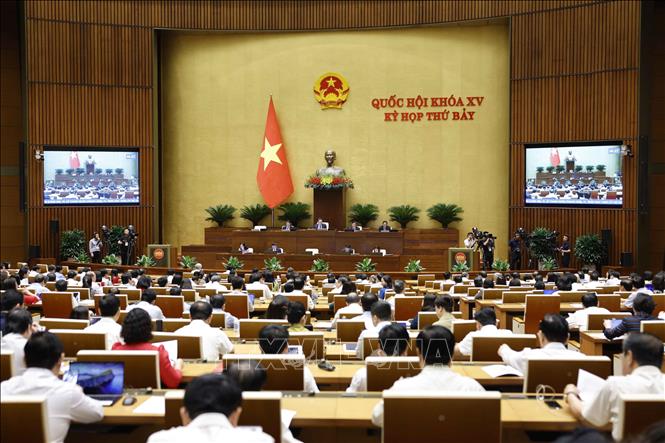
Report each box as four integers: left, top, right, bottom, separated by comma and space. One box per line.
43, 148, 140, 205
524, 144, 623, 207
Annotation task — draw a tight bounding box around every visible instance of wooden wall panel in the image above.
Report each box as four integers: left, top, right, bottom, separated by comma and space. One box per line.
18, 0, 647, 269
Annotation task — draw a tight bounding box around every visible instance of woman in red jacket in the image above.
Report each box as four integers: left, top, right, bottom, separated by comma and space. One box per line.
112, 308, 183, 388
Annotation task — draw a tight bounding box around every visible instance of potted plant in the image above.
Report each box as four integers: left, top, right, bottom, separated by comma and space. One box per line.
585, 165, 594, 172
426, 203, 464, 228
526, 227, 558, 269
540, 257, 558, 271
574, 234, 605, 271
135, 255, 156, 267
545, 166, 555, 174
75, 252, 90, 263
404, 259, 425, 274
102, 254, 121, 265
355, 257, 377, 272
277, 202, 311, 227
388, 205, 420, 229
55, 168, 64, 175
555, 165, 565, 174
575, 165, 583, 172
310, 258, 331, 272
536, 166, 545, 173
94, 168, 102, 175
348, 203, 379, 228
596, 164, 606, 172
107, 225, 125, 256
264, 256, 284, 272
205, 204, 236, 227
66, 168, 75, 175
224, 256, 244, 271
60, 229, 86, 261
105, 168, 114, 174
75, 167, 85, 175
240, 204, 271, 227
491, 258, 510, 272
179, 255, 198, 270
451, 262, 469, 273
114, 168, 124, 175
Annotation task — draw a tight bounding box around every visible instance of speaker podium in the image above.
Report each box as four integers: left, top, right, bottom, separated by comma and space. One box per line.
147, 244, 173, 267
313, 188, 346, 230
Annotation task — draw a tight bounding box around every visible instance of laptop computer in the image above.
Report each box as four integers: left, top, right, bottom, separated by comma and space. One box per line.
66, 361, 124, 406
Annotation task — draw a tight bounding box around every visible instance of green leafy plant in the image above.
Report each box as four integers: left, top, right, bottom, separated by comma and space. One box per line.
264, 256, 284, 272
114, 168, 124, 175
574, 234, 605, 267
536, 166, 544, 173
105, 168, 113, 174
451, 262, 470, 272
492, 258, 510, 272
388, 205, 420, 229
102, 254, 121, 265
75, 252, 90, 263
348, 203, 379, 227
404, 259, 425, 273
355, 257, 377, 272
60, 229, 86, 260
205, 204, 236, 227
545, 166, 555, 173
179, 255, 198, 270
55, 168, 64, 175
277, 202, 311, 227
75, 168, 85, 175
66, 168, 75, 175
540, 257, 558, 271
224, 256, 244, 271
585, 165, 594, 172
310, 258, 331, 272
240, 204, 271, 227
527, 227, 558, 262
555, 165, 565, 173
595, 164, 606, 172
94, 168, 102, 175
135, 254, 156, 267
427, 203, 464, 228
575, 165, 583, 172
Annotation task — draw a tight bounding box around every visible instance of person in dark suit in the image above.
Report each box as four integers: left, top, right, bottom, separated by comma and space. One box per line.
267, 243, 283, 254
313, 218, 327, 230
603, 294, 659, 339
118, 228, 131, 264
342, 245, 354, 254
378, 221, 392, 232
345, 221, 361, 232
281, 221, 296, 231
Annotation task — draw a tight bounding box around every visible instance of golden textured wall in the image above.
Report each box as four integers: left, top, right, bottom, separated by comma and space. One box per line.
161, 24, 510, 257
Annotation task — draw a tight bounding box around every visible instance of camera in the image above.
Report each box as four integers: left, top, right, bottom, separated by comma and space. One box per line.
471, 227, 496, 244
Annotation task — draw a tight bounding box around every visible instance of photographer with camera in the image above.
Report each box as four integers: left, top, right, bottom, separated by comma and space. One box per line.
559, 235, 571, 268
100, 224, 111, 256
481, 235, 495, 271
509, 233, 522, 270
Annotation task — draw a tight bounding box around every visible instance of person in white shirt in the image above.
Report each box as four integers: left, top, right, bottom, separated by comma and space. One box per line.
84, 293, 122, 349
229, 276, 255, 313
386, 279, 406, 311
1, 331, 104, 443
246, 272, 272, 300
28, 274, 50, 297
566, 293, 610, 331
605, 270, 621, 286
356, 301, 393, 359
127, 288, 165, 320
564, 333, 665, 440
352, 292, 379, 330
624, 276, 654, 308
463, 232, 476, 249
583, 271, 603, 289
206, 274, 229, 292
147, 373, 273, 443
290, 276, 314, 309
447, 275, 464, 295
0, 308, 36, 375
210, 293, 239, 329
455, 308, 513, 357
371, 325, 485, 426
258, 325, 319, 393
347, 323, 410, 393
175, 301, 233, 361
332, 293, 363, 327
498, 314, 586, 374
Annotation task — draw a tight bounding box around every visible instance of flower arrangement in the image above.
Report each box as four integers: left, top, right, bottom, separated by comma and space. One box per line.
304, 174, 354, 190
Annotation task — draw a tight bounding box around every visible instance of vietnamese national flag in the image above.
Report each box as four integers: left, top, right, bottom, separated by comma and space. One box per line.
550, 148, 560, 167
69, 151, 80, 168
257, 97, 294, 208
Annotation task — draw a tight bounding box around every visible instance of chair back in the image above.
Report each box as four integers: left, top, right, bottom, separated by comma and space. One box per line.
39, 318, 89, 330
41, 292, 75, 318
587, 312, 631, 330
152, 287, 170, 295
50, 329, 107, 357
366, 356, 420, 391
155, 295, 185, 318
502, 292, 527, 303
66, 287, 91, 300
247, 288, 264, 301
336, 319, 366, 342
1, 350, 14, 382
93, 294, 128, 315
471, 334, 538, 361
417, 312, 439, 329
482, 289, 504, 300
640, 320, 665, 342
652, 294, 665, 316
333, 295, 348, 313
196, 288, 217, 298
451, 320, 476, 343
556, 291, 587, 303
151, 332, 203, 359
210, 311, 226, 328
179, 289, 196, 303
362, 334, 419, 359
119, 288, 142, 301
394, 296, 424, 321
288, 332, 325, 360
283, 294, 309, 309
1, 395, 50, 443
596, 294, 621, 311
77, 350, 161, 388
222, 354, 305, 390
152, 319, 190, 332
524, 295, 561, 334
383, 391, 501, 443
417, 274, 435, 286
225, 294, 250, 319
617, 394, 665, 440
524, 356, 611, 392
339, 311, 361, 319
239, 319, 288, 340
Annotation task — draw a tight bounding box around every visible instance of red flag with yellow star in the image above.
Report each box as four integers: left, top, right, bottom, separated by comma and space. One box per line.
257, 97, 294, 208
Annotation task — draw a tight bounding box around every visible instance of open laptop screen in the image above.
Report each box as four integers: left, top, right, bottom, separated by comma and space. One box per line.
67, 362, 124, 395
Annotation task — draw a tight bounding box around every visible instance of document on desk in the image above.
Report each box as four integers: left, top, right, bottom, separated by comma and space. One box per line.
577, 369, 605, 402
482, 364, 524, 378
313, 321, 332, 329
133, 396, 165, 415
160, 340, 178, 366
